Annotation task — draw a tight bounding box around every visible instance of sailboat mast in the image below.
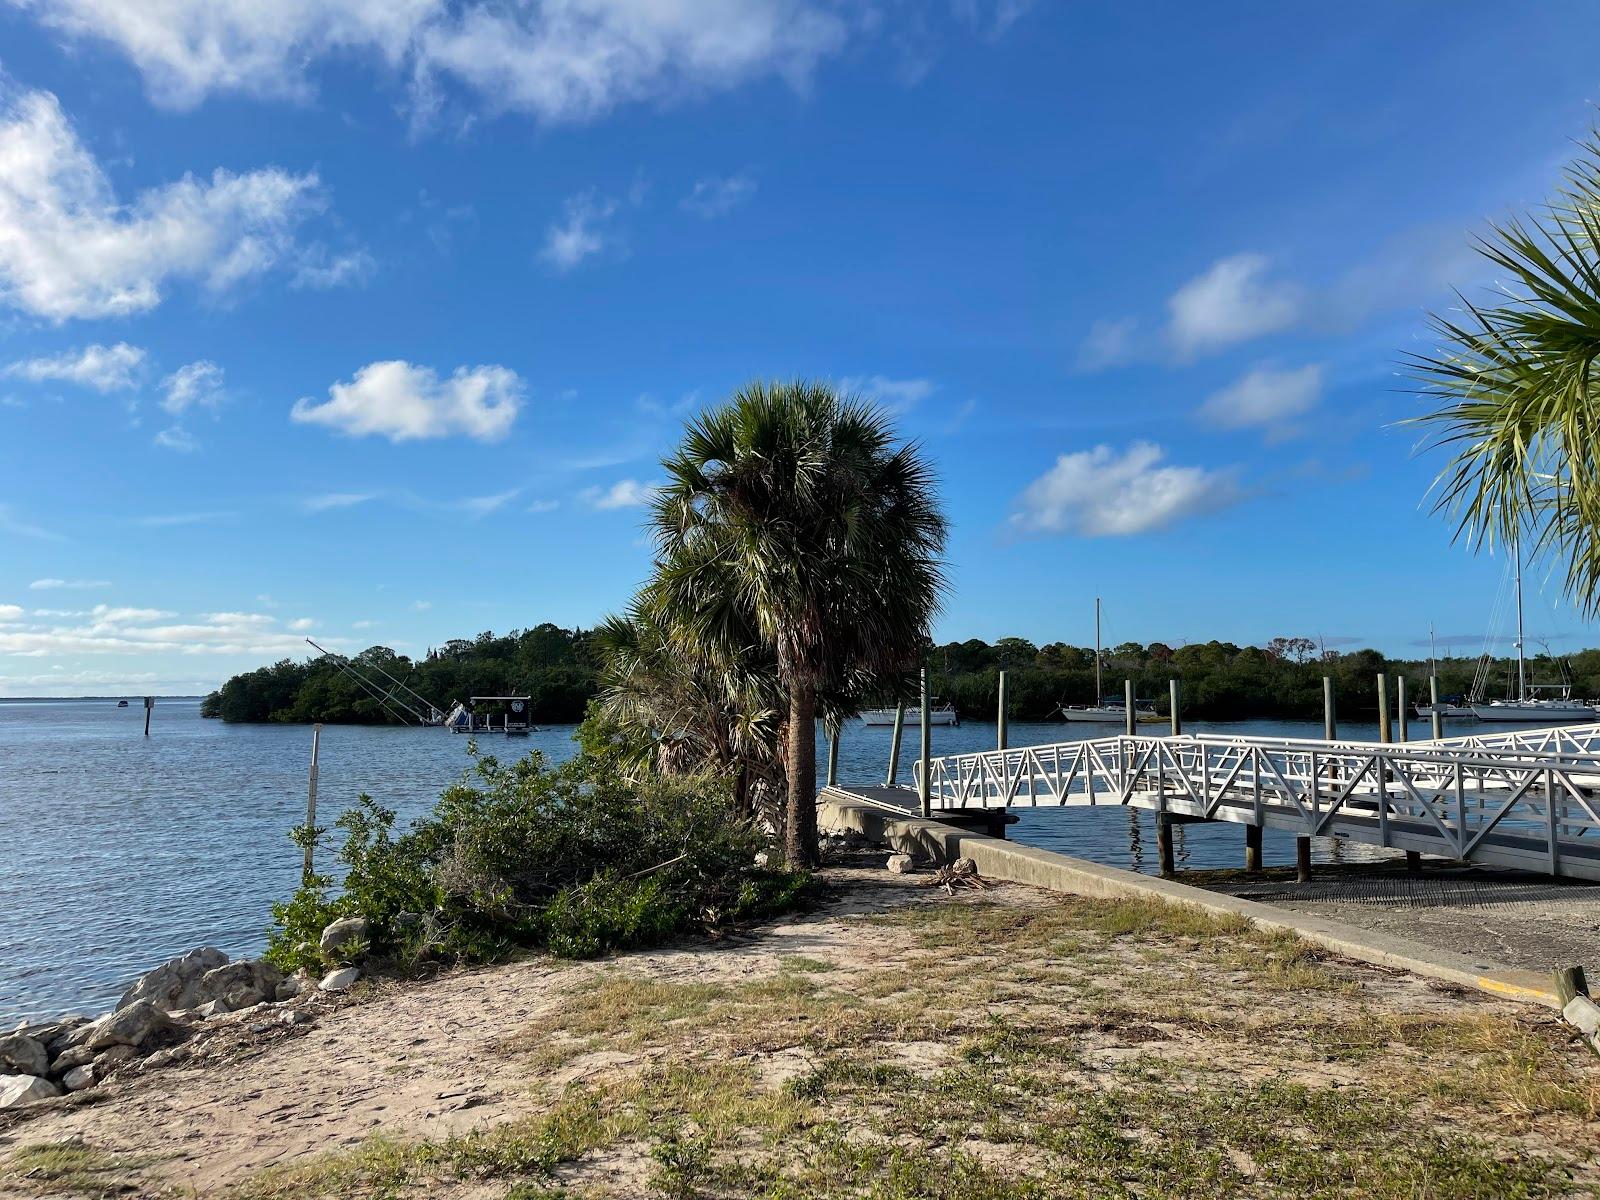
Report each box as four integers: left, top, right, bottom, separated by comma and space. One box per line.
1094, 596, 1103, 702
1429, 623, 1438, 680
1514, 541, 1527, 704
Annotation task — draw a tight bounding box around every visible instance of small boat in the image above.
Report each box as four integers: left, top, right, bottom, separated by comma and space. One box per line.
1465, 547, 1596, 725
1061, 699, 1162, 724
860, 702, 959, 726
116, 699, 129, 708
1414, 702, 1474, 720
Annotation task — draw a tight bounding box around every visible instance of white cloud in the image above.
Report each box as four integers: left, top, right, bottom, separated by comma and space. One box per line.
5, 342, 144, 391
153, 425, 200, 452
301, 491, 377, 513
1198, 364, 1324, 437
15, 0, 850, 125
0, 503, 62, 540
290, 247, 375, 290
352, 619, 376, 629
160, 360, 226, 413
287, 617, 315, 631
1010, 442, 1244, 537
291, 360, 523, 442
0, 604, 22, 621
581, 478, 658, 510
682, 172, 756, 218
1076, 317, 1139, 372
528, 498, 560, 513
132, 511, 234, 527
839, 375, 935, 414
30, 578, 109, 590
0, 84, 323, 321
1166, 253, 1301, 357
450, 488, 521, 516
0, 603, 335, 657
540, 191, 615, 272
412, 599, 432, 611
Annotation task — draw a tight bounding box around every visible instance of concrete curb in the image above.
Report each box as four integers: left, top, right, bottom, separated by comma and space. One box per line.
819, 790, 1560, 1010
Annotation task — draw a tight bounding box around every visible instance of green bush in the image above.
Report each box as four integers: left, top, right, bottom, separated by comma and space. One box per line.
265, 745, 808, 975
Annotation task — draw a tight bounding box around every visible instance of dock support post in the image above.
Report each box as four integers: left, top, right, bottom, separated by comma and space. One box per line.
1124, 679, 1136, 737
1323, 677, 1337, 741
1156, 813, 1175, 878
1405, 850, 1422, 875
303, 723, 321, 884
1169, 679, 1181, 736
919, 668, 931, 820
1377, 673, 1391, 743
1396, 676, 1408, 743
1296, 835, 1312, 884
1245, 823, 1263, 874
1429, 676, 1444, 741
826, 722, 839, 788
997, 670, 1008, 752
886, 701, 905, 787
143, 695, 153, 737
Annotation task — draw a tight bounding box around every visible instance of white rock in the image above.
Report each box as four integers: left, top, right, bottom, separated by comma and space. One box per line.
0, 1073, 60, 1109
190, 961, 284, 1013
1564, 995, 1600, 1037
318, 967, 361, 993
274, 974, 309, 1002
74, 1001, 180, 1052
280, 1009, 311, 1027
886, 853, 915, 875
61, 1065, 95, 1091
117, 947, 229, 1011
753, 851, 771, 869
319, 917, 370, 961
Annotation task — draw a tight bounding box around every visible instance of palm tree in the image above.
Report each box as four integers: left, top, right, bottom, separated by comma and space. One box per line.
1411, 134, 1600, 613
651, 381, 947, 868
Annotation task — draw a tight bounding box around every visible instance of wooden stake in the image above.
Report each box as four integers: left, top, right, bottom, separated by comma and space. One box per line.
826, 723, 840, 788
1124, 678, 1135, 737
1555, 965, 1590, 1007
1377, 673, 1391, 744
1397, 675, 1409, 743
886, 701, 905, 787
1323, 677, 1337, 740
1156, 813, 1175, 878
304, 723, 321, 884
919, 668, 931, 820
1245, 823, 1263, 873
143, 695, 153, 737
997, 670, 1008, 752
1296, 835, 1312, 884
1169, 678, 1181, 737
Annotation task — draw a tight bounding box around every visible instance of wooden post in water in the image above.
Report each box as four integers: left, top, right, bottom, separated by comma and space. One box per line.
1124, 679, 1136, 737
997, 670, 1009, 752
303, 723, 321, 884
1396, 675, 1409, 744
919, 668, 932, 820
826, 722, 840, 788
1156, 814, 1175, 878
1245, 823, 1263, 874
1429, 676, 1444, 741
1168, 679, 1181, 737
886, 701, 905, 787
1377, 673, 1391, 744
1296, 835, 1312, 883
143, 695, 153, 737
1323, 677, 1337, 741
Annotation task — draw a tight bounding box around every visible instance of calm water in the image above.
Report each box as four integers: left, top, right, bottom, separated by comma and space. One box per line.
0, 699, 1501, 1023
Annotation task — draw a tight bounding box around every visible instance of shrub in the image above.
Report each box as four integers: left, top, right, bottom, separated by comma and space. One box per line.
265, 745, 808, 975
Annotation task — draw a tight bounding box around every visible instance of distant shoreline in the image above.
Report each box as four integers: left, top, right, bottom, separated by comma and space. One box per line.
0, 695, 207, 703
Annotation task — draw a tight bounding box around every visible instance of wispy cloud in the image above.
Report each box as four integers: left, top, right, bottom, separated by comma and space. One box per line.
153, 425, 200, 452
839, 374, 935, 414
160, 360, 225, 414
449, 487, 522, 517
580, 479, 659, 510
30, 577, 109, 590
301, 491, 378, 513
528, 499, 560, 514
132, 511, 235, 528
0, 503, 63, 541
1010, 442, 1244, 537
1166, 253, 1301, 358
5, 342, 146, 391
1198, 363, 1324, 440
539, 190, 616, 272
681, 172, 757, 218
290, 247, 375, 290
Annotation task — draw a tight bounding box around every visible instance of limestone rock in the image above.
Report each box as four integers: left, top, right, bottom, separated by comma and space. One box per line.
92, 1045, 138, 1076
0, 1074, 60, 1109
319, 917, 370, 962
274, 973, 310, 1002
14, 1017, 87, 1048
61, 1064, 95, 1091
49, 1045, 94, 1074
280, 1009, 311, 1027
0, 1033, 48, 1078
318, 967, 360, 993
192, 960, 283, 1012
886, 853, 915, 875
141, 1046, 189, 1071
76, 1000, 180, 1052
117, 947, 229, 1012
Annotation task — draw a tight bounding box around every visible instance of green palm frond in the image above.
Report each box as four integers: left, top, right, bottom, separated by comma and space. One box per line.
1410, 132, 1600, 614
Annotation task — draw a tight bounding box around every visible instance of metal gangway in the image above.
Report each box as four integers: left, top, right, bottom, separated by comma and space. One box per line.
894, 723, 1600, 881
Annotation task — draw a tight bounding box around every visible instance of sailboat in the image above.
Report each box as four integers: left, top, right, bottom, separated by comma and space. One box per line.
1059, 598, 1160, 724
1413, 624, 1474, 721
1470, 545, 1595, 723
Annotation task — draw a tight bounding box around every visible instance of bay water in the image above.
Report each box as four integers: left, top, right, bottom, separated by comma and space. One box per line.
0, 698, 1469, 1023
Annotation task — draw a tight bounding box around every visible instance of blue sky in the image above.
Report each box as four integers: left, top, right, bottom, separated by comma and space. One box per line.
3, 1, 1600, 696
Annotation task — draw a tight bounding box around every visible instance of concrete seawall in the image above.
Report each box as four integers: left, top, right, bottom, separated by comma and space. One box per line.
819, 787, 1559, 1009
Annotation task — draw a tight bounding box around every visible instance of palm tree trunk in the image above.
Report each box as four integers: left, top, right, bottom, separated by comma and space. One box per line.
785, 681, 819, 869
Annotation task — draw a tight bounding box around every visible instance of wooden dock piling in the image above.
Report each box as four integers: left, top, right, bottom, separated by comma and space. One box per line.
886, 701, 905, 787
1168, 679, 1181, 737
1124, 679, 1135, 737
919, 668, 931, 820
1245, 823, 1263, 874
997, 670, 1008, 752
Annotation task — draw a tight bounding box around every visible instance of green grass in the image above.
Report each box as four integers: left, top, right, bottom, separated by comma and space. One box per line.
2, 1140, 159, 1197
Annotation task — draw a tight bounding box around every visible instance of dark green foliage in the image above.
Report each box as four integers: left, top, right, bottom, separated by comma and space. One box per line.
264, 744, 809, 974
201, 624, 598, 724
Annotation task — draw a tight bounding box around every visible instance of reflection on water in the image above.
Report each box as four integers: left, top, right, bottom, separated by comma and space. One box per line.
0, 701, 1552, 1023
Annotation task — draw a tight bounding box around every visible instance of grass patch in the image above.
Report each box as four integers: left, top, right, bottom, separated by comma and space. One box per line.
3, 1140, 157, 1197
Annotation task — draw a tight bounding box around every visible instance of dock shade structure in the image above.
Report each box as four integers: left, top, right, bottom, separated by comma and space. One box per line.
447, 695, 537, 736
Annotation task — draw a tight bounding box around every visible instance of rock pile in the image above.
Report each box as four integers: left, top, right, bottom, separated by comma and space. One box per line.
0, 922, 367, 1111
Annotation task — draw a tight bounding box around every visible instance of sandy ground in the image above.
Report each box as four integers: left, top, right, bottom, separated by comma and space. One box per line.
2, 862, 1597, 1198
1196, 861, 1600, 971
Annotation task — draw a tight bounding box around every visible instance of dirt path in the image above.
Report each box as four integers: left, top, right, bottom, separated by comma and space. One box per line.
2, 867, 1597, 1199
